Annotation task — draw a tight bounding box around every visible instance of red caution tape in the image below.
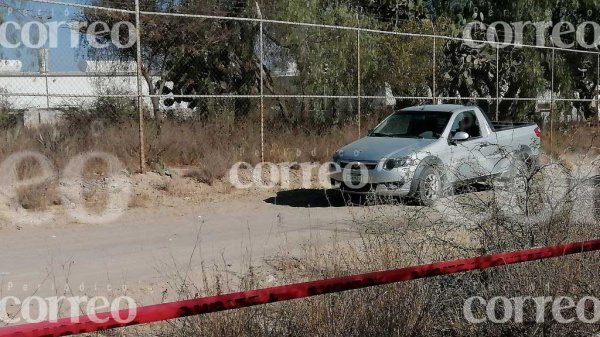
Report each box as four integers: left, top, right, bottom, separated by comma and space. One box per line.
2, 238, 600, 337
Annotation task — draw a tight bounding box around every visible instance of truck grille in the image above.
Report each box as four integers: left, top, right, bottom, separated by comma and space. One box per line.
339, 161, 378, 170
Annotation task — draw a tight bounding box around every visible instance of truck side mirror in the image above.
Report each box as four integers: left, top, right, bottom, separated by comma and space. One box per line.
449, 132, 470, 145
453, 132, 470, 141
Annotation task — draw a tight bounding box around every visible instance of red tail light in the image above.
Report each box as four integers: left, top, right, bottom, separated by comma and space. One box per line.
534, 127, 541, 138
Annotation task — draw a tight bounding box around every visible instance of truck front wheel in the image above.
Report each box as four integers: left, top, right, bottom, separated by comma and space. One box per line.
416, 166, 444, 206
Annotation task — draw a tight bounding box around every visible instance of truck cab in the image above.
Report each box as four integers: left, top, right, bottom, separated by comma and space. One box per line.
330, 104, 541, 205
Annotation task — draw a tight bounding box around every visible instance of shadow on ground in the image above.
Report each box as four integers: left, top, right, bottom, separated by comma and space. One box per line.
265, 183, 498, 209
264, 189, 348, 208
265, 189, 409, 208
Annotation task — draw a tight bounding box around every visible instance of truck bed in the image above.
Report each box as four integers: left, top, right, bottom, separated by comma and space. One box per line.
493, 121, 540, 161
490, 121, 536, 132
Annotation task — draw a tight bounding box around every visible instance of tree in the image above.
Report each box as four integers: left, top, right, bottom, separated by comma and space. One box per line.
436, 0, 600, 121
259, 0, 447, 127
83, 0, 600, 124
82, 0, 260, 119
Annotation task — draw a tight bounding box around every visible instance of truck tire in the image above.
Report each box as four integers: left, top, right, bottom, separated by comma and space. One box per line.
416, 166, 445, 206
492, 153, 528, 192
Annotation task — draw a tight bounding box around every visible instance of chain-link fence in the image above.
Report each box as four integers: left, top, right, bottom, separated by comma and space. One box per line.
0, 0, 599, 172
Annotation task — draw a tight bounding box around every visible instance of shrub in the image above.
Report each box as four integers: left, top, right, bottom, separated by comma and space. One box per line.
63, 96, 138, 128
0, 89, 17, 129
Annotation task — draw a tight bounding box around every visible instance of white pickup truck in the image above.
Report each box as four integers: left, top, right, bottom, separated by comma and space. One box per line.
330, 104, 541, 205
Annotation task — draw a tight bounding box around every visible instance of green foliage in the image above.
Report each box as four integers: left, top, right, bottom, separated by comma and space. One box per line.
87, 0, 600, 124
0, 109, 16, 129
91, 96, 138, 123
434, 0, 600, 121
0, 91, 16, 129
63, 96, 137, 128
84, 0, 260, 117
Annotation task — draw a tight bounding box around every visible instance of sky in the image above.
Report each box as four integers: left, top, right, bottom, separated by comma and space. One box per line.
0, 0, 98, 72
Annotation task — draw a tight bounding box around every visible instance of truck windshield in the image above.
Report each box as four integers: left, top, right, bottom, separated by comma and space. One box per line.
370, 111, 452, 139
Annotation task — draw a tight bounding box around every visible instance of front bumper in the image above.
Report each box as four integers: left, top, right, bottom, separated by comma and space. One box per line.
329, 164, 414, 197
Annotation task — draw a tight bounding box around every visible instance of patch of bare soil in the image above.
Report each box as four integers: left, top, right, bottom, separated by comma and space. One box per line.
130, 163, 330, 209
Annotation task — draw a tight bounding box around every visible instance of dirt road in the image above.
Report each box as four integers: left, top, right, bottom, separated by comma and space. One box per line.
0, 189, 362, 304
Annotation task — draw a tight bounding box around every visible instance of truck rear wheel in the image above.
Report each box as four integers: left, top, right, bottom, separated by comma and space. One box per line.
493, 153, 528, 192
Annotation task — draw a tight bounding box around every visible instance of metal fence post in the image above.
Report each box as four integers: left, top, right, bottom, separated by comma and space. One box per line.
432, 21, 436, 105
36, 14, 52, 110
134, 0, 145, 173
496, 43, 500, 121
43, 48, 50, 110
550, 48, 555, 149
432, 35, 436, 104
357, 14, 361, 138
257, 2, 265, 163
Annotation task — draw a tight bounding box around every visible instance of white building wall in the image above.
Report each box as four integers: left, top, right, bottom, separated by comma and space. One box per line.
0, 60, 188, 111
0, 75, 153, 110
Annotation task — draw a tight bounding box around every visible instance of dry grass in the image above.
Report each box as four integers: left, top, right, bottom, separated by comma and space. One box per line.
0, 115, 375, 211
120, 145, 599, 337
128, 189, 152, 209
1, 115, 597, 215
115, 151, 600, 337
1, 114, 599, 335
542, 124, 600, 158
129, 221, 600, 337
0, 117, 366, 174
182, 168, 214, 185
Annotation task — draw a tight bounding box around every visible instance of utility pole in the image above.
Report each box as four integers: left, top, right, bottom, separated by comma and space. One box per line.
36, 13, 52, 111
135, 0, 145, 173
357, 13, 361, 138
256, 2, 265, 163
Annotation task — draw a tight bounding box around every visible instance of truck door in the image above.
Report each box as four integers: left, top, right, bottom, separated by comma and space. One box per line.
449, 110, 498, 180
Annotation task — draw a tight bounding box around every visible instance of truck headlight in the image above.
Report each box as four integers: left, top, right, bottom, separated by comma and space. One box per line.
384, 157, 414, 170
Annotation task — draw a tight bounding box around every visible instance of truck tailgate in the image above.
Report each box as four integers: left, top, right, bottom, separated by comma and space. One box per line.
494, 124, 541, 156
